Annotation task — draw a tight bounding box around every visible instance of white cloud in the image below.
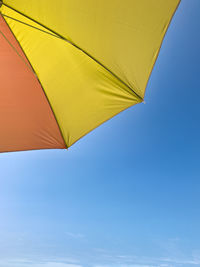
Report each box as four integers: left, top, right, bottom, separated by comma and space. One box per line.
33, 263, 82, 267
0, 259, 82, 267
160, 257, 200, 265
94, 265, 156, 267
65, 232, 85, 239
1, 255, 200, 267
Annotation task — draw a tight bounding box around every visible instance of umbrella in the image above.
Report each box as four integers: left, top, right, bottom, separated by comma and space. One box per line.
0, 0, 180, 153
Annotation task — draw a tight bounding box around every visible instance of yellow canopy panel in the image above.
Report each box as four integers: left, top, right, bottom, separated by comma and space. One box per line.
0, 0, 180, 152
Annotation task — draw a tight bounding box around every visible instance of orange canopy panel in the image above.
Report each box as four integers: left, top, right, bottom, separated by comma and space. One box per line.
0, 15, 65, 152
0, 0, 180, 152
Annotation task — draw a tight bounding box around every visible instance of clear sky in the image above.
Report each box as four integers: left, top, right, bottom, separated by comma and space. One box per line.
1, 1, 200, 267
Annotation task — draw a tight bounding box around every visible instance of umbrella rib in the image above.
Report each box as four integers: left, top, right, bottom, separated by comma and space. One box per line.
1, 13, 65, 40
1, 2, 144, 102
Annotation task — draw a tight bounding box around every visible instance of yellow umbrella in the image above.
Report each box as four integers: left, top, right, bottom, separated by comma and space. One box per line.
0, 0, 180, 152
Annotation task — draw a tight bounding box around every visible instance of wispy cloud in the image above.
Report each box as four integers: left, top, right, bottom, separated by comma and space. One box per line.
34, 263, 82, 267
65, 232, 85, 239
91, 253, 200, 267
1, 254, 200, 267
0, 259, 82, 267
160, 257, 200, 265
94, 265, 156, 267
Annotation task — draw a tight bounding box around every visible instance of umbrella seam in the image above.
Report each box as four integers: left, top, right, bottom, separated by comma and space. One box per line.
0, 23, 34, 74
1, 2, 144, 102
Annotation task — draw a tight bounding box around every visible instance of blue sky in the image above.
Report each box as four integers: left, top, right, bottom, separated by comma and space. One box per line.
1, 1, 200, 267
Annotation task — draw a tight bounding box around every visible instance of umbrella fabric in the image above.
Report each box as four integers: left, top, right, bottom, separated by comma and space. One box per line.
0, 0, 180, 152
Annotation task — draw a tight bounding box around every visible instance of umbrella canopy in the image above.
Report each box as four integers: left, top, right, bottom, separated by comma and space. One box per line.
0, 0, 180, 152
